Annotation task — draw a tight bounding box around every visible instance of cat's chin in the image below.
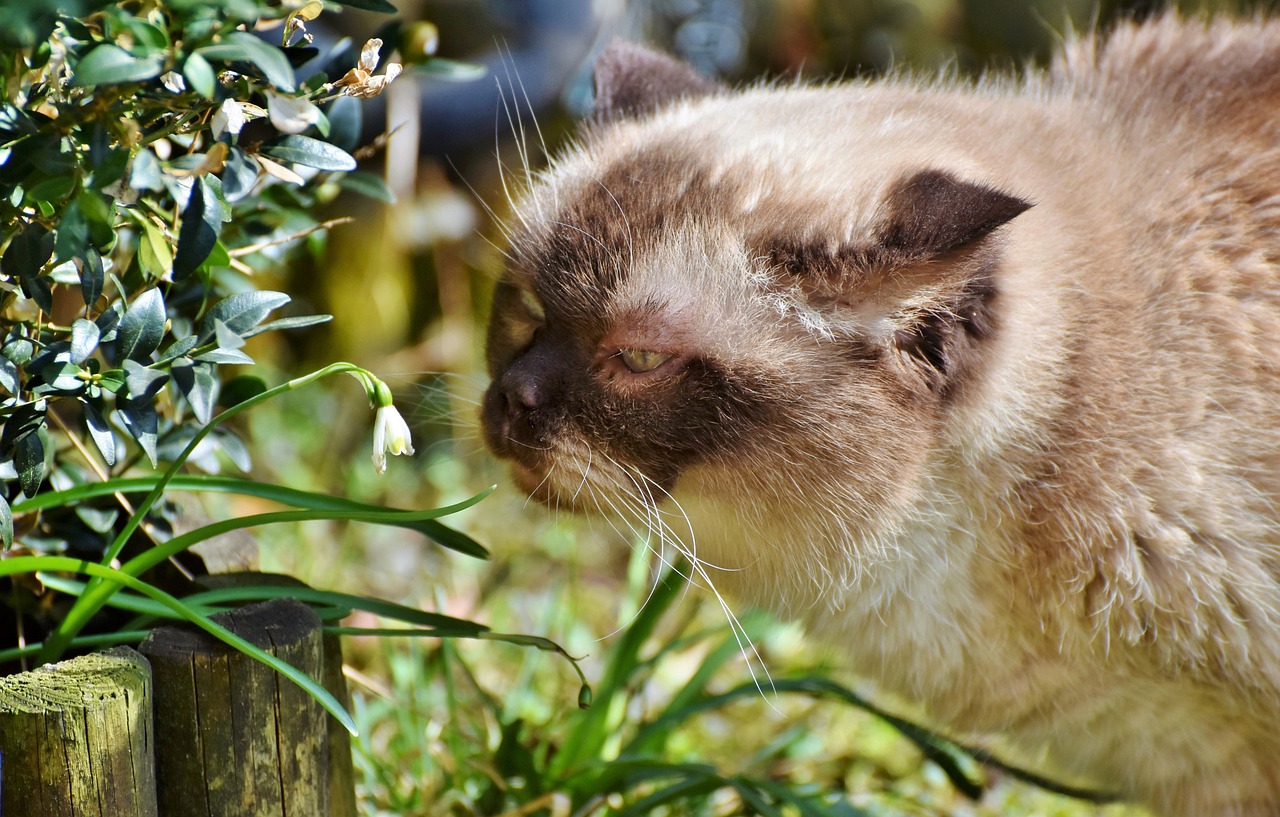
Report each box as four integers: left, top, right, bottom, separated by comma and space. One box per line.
506, 462, 588, 511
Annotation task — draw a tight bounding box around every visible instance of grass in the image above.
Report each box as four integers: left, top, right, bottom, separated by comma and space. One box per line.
244, 377, 1149, 817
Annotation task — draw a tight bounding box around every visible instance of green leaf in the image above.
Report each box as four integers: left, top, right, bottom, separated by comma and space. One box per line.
70, 319, 100, 365
197, 31, 296, 92
116, 289, 167, 361
416, 57, 487, 82
155, 335, 198, 366
77, 248, 105, 308
183, 51, 216, 99
331, 0, 397, 11
325, 95, 362, 152
0, 556, 358, 735
0, 495, 11, 549
199, 291, 290, 341
3, 222, 54, 312
70, 44, 164, 87
261, 135, 356, 172
221, 147, 260, 203
338, 171, 394, 203
122, 359, 169, 399
82, 400, 116, 466
0, 356, 17, 395
13, 475, 493, 559
77, 190, 115, 248
137, 220, 173, 279
193, 348, 254, 364
172, 360, 218, 424
213, 318, 245, 350
117, 399, 158, 466
218, 375, 267, 408
15, 430, 45, 497
55, 197, 89, 263
241, 314, 332, 338
173, 176, 223, 280
130, 148, 165, 192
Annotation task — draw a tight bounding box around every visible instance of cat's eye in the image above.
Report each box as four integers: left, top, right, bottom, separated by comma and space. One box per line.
519, 288, 546, 323
619, 348, 670, 373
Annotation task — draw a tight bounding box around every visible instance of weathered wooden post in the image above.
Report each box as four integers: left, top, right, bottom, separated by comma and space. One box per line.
140, 597, 344, 817
0, 647, 158, 816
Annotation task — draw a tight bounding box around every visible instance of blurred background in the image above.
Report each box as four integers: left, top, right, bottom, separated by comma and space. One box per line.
240, 1, 1278, 814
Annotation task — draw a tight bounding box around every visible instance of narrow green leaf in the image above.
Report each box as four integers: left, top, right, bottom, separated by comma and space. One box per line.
2, 222, 53, 311
0, 556, 358, 735
0, 495, 11, 549
183, 51, 216, 99
82, 400, 116, 466
173, 176, 222, 279
77, 247, 105, 307
261, 135, 356, 171
155, 336, 198, 366
325, 95, 362, 152
331, 0, 397, 11
137, 220, 173, 279
70, 44, 164, 87
15, 430, 44, 497
116, 289, 167, 361
11, 475, 492, 558
416, 57, 487, 82
197, 31, 296, 92
242, 314, 332, 338
194, 348, 253, 365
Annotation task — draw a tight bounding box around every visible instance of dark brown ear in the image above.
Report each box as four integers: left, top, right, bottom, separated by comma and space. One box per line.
593, 40, 718, 123
876, 170, 1032, 263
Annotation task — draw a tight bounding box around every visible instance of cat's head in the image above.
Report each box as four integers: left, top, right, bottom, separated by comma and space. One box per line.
481, 42, 1031, 546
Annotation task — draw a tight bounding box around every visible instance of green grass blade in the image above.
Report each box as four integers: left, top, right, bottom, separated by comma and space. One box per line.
0, 556, 358, 734
12, 475, 491, 557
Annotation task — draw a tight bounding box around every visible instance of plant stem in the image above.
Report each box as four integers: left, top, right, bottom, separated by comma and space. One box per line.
36, 361, 372, 665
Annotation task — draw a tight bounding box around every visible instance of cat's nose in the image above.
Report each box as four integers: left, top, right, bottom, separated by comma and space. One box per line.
500, 373, 540, 417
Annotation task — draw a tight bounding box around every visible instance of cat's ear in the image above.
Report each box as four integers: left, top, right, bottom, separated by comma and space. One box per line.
592, 40, 719, 123
875, 169, 1032, 264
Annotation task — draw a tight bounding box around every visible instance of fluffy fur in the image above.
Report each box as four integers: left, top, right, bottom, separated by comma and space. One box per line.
482, 16, 1280, 815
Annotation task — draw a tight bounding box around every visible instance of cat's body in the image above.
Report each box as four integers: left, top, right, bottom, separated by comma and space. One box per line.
482, 16, 1280, 815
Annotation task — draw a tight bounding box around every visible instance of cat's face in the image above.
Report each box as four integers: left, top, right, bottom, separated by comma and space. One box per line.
481, 43, 1030, 547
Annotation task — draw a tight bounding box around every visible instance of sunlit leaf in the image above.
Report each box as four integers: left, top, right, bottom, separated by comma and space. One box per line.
261, 135, 356, 171
123, 359, 169, 399
197, 31, 296, 92
221, 147, 260, 203
69, 319, 100, 364
199, 291, 290, 341
172, 360, 219, 424
116, 289, 167, 361
241, 314, 332, 338
70, 44, 164, 87
0, 495, 11, 549
183, 51, 216, 99
117, 398, 158, 466
15, 430, 45, 498
173, 176, 224, 280
82, 400, 116, 466
137, 221, 173, 279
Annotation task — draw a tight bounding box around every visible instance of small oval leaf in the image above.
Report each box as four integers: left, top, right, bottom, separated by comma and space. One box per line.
70, 44, 164, 87
82, 400, 117, 466
261, 135, 356, 171
70, 318, 100, 365
197, 32, 296, 92
116, 289, 167, 361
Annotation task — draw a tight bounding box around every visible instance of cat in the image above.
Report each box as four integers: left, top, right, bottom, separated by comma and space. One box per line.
481, 15, 1280, 816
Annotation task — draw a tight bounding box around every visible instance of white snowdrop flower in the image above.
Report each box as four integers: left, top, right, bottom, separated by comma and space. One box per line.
371, 404, 415, 474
